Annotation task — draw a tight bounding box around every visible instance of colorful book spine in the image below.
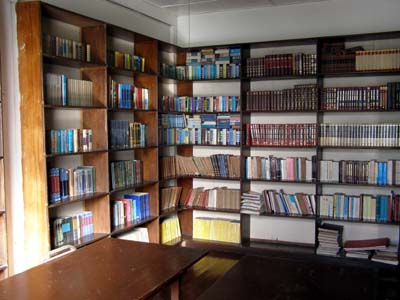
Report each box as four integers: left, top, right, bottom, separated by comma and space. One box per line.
47, 128, 92, 154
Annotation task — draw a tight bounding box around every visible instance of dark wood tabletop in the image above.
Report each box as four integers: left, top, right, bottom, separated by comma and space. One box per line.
0, 238, 207, 300
197, 254, 379, 300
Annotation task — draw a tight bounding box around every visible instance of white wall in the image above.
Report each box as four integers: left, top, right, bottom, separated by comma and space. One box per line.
25, 0, 176, 43
177, 0, 400, 47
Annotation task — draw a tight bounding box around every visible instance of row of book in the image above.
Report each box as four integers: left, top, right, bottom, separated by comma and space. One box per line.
52, 211, 94, 248
159, 128, 241, 146
176, 63, 241, 80
111, 192, 150, 228
108, 79, 149, 110
45, 73, 93, 107
109, 120, 147, 149
245, 123, 317, 147
48, 166, 96, 204
321, 53, 355, 73
159, 96, 240, 113
160, 216, 181, 244
320, 123, 400, 147
46, 128, 92, 154
316, 223, 343, 257
118, 227, 149, 243
245, 156, 315, 182
110, 160, 142, 190
159, 114, 240, 129
246, 84, 317, 112
355, 49, 400, 71
186, 48, 241, 65
322, 83, 400, 111
319, 159, 400, 186
193, 217, 240, 244
159, 63, 177, 79
182, 187, 240, 211
107, 50, 145, 72
319, 192, 400, 222
245, 53, 317, 78
160, 186, 182, 212
42, 33, 91, 62
160, 155, 240, 179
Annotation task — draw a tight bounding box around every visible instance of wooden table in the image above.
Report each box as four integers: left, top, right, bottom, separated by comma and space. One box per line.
0, 238, 207, 300
198, 254, 379, 300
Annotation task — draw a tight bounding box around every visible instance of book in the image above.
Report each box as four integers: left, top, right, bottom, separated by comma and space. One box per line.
344, 237, 390, 251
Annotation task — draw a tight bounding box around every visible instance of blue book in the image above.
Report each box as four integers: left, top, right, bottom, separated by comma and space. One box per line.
376, 196, 381, 221
288, 194, 300, 214
278, 191, 289, 214
343, 195, 349, 219
124, 193, 142, 221
382, 162, 387, 185
67, 129, 73, 152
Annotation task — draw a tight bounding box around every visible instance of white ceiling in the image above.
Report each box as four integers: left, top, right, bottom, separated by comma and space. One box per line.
142, 0, 328, 16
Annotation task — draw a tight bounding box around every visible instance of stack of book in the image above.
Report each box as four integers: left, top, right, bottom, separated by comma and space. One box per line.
320, 123, 400, 147
181, 187, 240, 211
161, 155, 240, 179
193, 217, 240, 243
246, 123, 317, 146
159, 95, 240, 113
111, 192, 150, 228
110, 160, 142, 190
160, 186, 182, 212
52, 211, 94, 248
161, 216, 181, 244
48, 166, 96, 203
109, 120, 147, 149
108, 78, 149, 110
316, 223, 344, 257
240, 191, 265, 215
344, 237, 390, 260
45, 73, 93, 107
42, 33, 91, 62
319, 159, 400, 185
246, 84, 317, 112
262, 189, 315, 216
371, 245, 399, 265
107, 50, 145, 72
245, 155, 316, 181
47, 128, 92, 154
117, 227, 149, 243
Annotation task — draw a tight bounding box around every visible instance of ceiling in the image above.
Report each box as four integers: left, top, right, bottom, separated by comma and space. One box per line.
142, 0, 328, 16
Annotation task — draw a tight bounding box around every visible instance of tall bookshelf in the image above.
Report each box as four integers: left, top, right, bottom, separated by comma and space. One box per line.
16, 1, 400, 268
0, 50, 8, 279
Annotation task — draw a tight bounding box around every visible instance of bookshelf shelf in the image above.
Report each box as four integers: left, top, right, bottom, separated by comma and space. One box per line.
109, 180, 158, 194
163, 236, 183, 246
110, 216, 158, 237
245, 213, 315, 220
46, 149, 109, 158
243, 75, 316, 81
72, 233, 109, 249
319, 109, 400, 113
48, 192, 109, 209
44, 104, 107, 110
159, 144, 240, 148
318, 217, 400, 226
160, 176, 240, 183
183, 207, 240, 214
245, 110, 317, 114
160, 207, 181, 218
107, 108, 157, 113
319, 181, 400, 188
245, 178, 317, 184
43, 54, 105, 69
108, 145, 158, 152
158, 111, 241, 115
320, 70, 400, 78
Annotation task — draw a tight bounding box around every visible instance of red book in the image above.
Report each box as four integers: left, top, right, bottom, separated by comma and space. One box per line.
344, 237, 390, 251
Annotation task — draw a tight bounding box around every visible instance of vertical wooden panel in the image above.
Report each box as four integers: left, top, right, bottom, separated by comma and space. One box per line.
139, 182, 159, 217
82, 152, 109, 192
134, 111, 158, 146
177, 81, 192, 97
134, 73, 158, 110
17, 1, 50, 268
81, 109, 108, 150
81, 67, 107, 107
82, 25, 107, 65
135, 34, 158, 74
84, 195, 110, 233
178, 209, 193, 237
146, 218, 160, 243
134, 148, 158, 182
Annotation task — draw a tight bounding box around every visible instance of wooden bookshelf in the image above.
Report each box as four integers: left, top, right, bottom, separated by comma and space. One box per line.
0, 51, 8, 280
16, 1, 400, 266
